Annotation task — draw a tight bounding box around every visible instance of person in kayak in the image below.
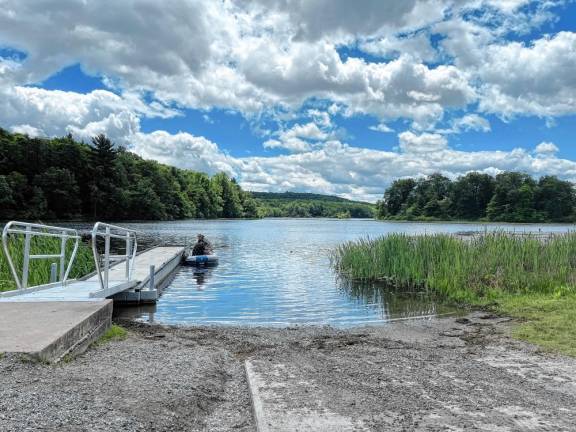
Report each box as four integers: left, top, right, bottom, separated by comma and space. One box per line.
191, 234, 213, 256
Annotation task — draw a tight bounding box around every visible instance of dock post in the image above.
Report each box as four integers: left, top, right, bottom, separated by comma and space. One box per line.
21, 225, 32, 289
50, 263, 58, 284
149, 265, 155, 291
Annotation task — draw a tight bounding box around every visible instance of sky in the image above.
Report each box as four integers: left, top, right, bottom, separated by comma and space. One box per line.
0, 0, 575, 202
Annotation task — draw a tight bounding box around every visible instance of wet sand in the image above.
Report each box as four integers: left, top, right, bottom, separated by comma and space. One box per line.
0, 313, 575, 431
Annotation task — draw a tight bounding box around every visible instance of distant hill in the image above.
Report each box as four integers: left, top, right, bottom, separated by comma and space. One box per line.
251, 191, 375, 218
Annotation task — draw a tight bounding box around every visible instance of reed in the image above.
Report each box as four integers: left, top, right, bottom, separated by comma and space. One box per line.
0, 235, 95, 291
331, 232, 576, 302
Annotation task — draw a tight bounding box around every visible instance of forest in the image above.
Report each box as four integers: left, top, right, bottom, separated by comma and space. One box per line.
253, 192, 375, 218
376, 172, 576, 223
0, 129, 258, 221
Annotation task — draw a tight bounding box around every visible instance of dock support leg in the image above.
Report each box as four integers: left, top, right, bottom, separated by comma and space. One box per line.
50, 263, 58, 284
149, 265, 155, 291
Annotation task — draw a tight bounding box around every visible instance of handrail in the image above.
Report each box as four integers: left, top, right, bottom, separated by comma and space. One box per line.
1, 221, 80, 290
91, 222, 138, 291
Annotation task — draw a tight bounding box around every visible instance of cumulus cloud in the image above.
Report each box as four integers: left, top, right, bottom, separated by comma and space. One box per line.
534, 142, 559, 155
398, 131, 449, 154
435, 114, 491, 134
263, 122, 331, 153
0, 85, 176, 145
239, 137, 576, 202
360, 33, 438, 63
1, 0, 571, 125
369, 123, 394, 133
132, 130, 238, 177
0, 0, 575, 202
477, 32, 576, 118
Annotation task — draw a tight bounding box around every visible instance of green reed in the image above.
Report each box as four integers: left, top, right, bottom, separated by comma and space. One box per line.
0, 235, 95, 291
331, 232, 576, 302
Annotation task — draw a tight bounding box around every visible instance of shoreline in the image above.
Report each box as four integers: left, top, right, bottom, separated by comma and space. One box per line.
1, 313, 575, 431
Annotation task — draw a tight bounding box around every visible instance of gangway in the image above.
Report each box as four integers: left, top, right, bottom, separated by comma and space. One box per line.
0, 221, 184, 303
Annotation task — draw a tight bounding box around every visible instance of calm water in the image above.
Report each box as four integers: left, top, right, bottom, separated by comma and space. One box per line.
65, 219, 574, 327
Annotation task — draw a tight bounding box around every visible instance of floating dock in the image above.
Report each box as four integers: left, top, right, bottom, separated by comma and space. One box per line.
0, 246, 185, 303
0, 221, 185, 362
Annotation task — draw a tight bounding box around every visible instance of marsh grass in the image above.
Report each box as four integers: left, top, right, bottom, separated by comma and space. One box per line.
0, 235, 95, 291
332, 231, 576, 355
331, 232, 576, 302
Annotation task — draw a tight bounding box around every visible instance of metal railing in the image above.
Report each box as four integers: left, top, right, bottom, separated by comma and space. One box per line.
91, 222, 138, 292
1, 221, 80, 290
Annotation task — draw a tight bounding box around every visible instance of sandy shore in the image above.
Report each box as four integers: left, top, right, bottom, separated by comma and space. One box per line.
1, 313, 575, 431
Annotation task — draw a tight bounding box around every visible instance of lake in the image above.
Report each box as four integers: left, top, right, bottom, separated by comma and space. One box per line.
56, 218, 570, 327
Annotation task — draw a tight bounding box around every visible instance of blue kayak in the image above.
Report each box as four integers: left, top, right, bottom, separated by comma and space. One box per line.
184, 254, 219, 266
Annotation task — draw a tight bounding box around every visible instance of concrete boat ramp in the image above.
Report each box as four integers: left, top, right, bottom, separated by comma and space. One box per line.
0, 221, 185, 362
246, 360, 369, 432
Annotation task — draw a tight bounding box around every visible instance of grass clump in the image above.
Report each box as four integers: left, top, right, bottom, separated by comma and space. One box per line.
97, 325, 128, 345
332, 232, 576, 301
495, 291, 576, 356
0, 234, 95, 291
332, 232, 576, 355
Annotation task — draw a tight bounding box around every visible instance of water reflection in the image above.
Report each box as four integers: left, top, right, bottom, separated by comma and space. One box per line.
337, 278, 457, 321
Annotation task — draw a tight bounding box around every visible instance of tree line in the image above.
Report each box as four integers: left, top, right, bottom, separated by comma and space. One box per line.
0, 129, 258, 220
256, 200, 374, 219
377, 172, 576, 223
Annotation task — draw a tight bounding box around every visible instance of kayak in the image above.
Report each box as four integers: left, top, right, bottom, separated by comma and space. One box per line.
183, 254, 219, 266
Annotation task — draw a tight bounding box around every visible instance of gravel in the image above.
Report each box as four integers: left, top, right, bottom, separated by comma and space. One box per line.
1, 313, 575, 431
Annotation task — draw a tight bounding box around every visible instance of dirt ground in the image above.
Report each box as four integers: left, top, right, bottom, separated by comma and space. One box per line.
0, 312, 575, 431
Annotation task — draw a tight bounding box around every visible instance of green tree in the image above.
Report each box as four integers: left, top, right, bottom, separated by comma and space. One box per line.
126, 178, 167, 220
26, 186, 48, 219
487, 172, 539, 222
535, 176, 576, 222
406, 174, 452, 219
34, 167, 81, 218
0, 175, 15, 219
450, 172, 495, 220
240, 191, 259, 218
378, 178, 416, 218
211, 173, 243, 218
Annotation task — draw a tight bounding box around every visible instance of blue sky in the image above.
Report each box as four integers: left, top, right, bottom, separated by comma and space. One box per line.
1, 0, 575, 201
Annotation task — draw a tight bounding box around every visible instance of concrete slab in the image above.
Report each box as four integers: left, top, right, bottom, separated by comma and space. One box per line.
0, 301, 112, 362
245, 360, 369, 432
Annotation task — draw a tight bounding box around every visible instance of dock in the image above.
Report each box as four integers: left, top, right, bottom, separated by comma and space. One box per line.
0, 246, 185, 303
0, 221, 185, 362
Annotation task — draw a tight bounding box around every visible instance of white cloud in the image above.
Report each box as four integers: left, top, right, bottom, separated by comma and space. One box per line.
1, 0, 569, 126
477, 32, 576, 118
398, 131, 449, 154
369, 123, 394, 133
435, 114, 491, 134
251, 0, 449, 42
0, 0, 575, 203
534, 141, 559, 155
360, 33, 438, 62
0, 85, 178, 146
452, 114, 491, 133
485, 0, 532, 12
10, 124, 42, 137
0, 0, 476, 127
238, 136, 576, 202
132, 130, 237, 177
263, 122, 331, 153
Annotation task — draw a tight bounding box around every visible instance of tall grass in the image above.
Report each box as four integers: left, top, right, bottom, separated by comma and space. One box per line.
0, 235, 95, 291
331, 232, 576, 302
